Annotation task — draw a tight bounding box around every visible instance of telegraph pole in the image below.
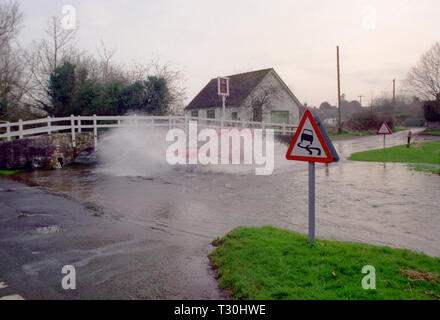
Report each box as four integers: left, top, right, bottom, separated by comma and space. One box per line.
392, 79, 396, 106
337, 46, 342, 134
358, 95, 364, 106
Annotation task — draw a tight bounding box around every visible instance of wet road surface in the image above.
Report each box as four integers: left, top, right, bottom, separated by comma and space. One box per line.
0, 128, 439, 299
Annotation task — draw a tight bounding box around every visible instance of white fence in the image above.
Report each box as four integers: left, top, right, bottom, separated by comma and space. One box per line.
0, 114, 298, 148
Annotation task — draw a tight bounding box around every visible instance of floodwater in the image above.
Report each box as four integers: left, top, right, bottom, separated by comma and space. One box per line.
9, 127, 440, 298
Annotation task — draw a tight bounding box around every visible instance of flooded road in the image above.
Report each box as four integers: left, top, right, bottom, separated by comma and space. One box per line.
3, 127, 440, 299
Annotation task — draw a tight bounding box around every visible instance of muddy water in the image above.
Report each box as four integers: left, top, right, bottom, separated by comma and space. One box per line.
11, 128, 440, 298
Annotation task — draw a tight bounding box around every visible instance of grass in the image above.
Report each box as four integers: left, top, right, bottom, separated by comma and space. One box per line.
348, 141, 440, 173
408, 163, 440, 174
423, 130, 440, 136
393, 126, 408, 132
328, 127, 407, 139
209, 226, 440, 300
328, 129, 375, 139
0, 169, 26, 176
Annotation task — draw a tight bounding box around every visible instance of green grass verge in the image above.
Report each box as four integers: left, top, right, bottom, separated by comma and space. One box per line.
328, 129, 375, 138
424, 130, 440, 136
393, 126, 409, 133
0, 169, 26, 176
328, 127, 407, 139
408, 163, 440, 174
348, 141, 440, 171
209, 226, 440, 300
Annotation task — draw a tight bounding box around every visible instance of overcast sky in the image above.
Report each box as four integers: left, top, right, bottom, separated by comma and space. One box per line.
17, 0, 440, 107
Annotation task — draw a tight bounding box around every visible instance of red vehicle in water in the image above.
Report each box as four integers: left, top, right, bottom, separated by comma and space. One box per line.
173, 128, 256, 163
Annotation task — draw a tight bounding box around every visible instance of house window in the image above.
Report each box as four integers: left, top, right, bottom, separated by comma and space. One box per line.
207, 109, 216, 119
271, 111, 289, 124
252, 106, 263, 122
231, 112, 238, 120
191, 110, 198, 117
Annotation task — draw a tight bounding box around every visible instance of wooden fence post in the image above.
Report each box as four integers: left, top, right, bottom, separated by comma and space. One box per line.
77, 115, 82, 133
18, 119, 23, 139
70, 114, 76, 148
47, 116, 52, 135
93, 114, 98, 150
6, 122, 11, 141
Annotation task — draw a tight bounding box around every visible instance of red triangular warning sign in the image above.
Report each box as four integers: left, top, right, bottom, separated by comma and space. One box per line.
286, 110, 334, 163
377, 121, 392, 135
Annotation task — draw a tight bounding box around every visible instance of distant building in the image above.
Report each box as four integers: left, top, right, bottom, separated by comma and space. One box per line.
185, 68, 302, 125
323, 117, 338, 127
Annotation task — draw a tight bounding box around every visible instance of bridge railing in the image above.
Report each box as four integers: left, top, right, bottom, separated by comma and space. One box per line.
0, 114, 298, 148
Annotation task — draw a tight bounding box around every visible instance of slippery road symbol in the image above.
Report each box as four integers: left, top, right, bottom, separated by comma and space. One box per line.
286, 109, 338, 163
297, 129, 321, 156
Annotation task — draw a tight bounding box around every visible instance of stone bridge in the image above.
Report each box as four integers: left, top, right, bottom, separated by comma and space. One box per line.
0, 132, 95, 170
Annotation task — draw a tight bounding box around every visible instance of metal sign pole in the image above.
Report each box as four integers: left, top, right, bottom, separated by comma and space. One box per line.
383, 135, 385, 151
308, 161, 315, 243
286, 110, 339, 245
222, 95, 226, 121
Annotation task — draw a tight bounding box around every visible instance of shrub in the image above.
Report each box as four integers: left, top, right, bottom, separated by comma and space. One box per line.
423, 100, 440, 122
403, 119, 425, 127
393, 113, 410, 126
346, 111, 393, 131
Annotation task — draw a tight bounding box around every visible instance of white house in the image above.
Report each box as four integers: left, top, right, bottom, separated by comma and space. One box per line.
185, 68, 302, 125
323, 117, 338, 126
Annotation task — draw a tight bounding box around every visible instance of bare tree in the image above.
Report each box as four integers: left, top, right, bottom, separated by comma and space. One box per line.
149, 59, 186, 114
406, 42, 440, 101
240, 84, 281, 122
0, 0, 27, 119
23, 16, 79, 107
124, 60, 152, 83
0, 0, 23, 49
96, 39, 125, 83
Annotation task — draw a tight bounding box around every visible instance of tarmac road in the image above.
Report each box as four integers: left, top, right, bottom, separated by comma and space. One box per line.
0, 177, 227, 299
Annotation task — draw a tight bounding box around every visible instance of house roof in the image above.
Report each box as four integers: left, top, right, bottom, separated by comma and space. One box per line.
185, 68, 273, 110
318, 108, 338, 120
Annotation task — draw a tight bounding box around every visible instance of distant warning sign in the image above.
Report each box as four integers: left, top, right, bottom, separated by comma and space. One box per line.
377, 121, 392, 134
286, 110, 339, 163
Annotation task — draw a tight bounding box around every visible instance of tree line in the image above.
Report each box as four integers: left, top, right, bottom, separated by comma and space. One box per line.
43, 61, 171, 116
310, 40, 440, 129
0, 1, 185, 121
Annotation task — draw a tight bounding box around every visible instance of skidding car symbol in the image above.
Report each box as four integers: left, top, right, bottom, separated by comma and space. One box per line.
297, 129, 321, 156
